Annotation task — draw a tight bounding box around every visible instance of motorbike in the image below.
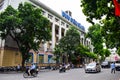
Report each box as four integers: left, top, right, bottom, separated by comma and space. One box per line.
59, 65, 66, 73
23, 68, 39, 78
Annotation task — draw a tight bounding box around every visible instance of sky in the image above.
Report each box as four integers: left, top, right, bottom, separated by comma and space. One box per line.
39, 0, 91, 32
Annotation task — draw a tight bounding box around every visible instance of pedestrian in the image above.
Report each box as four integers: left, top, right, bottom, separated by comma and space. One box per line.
110, 62, 115, 74
17, 64, 21, 72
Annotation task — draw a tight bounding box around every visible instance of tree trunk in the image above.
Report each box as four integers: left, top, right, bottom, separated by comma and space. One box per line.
68, 54, 72, 63
21, 56, 25, 71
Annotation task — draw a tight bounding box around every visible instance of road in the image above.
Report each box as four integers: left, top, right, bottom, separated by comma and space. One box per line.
0, 68, 120, 80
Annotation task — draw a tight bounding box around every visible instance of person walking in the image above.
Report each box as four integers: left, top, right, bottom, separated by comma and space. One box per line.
110, 62, 116, 74
17, 64, 21, 72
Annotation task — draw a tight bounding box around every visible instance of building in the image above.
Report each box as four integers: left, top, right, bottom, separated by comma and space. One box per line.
105, 48, 120, 62
0, 0, 93, 66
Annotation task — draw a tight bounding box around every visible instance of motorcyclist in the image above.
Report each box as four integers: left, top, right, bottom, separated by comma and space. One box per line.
28, 63, 36, 76
59, 63, 66, 72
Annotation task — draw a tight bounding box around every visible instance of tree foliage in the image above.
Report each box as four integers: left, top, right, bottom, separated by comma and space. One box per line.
86, 24, 104, 56
54, 26, 97, 64
81, 0, 112, 24
53, 45, 63, 63
117, 47, 120, 56
76, 44, 89, 57
100, 49, 111, 61
76, 43, 97, 59
81, 0, 120, 50
55, 26, 81, 63
0, 2, 51, 67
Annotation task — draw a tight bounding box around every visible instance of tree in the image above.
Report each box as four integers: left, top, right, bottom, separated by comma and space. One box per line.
81, 0, 120, 50
86, 24, 104, 57
81, 0, 112, 24
117, 47, 120, 56
53, 45, 63, 64
0, 2, 51, 68
100, 49, 111, 61
85, 23, 111, 61
87, 52, 97, 59
76, 44, 90, 57
76, 43, 97, 64
57, 26, 81, 63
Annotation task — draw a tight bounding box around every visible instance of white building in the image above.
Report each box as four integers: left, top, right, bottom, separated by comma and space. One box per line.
0, 0, 93, 66
105, 48, 120, 62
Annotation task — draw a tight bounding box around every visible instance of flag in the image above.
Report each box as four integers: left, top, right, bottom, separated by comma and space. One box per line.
113, 0, 120, 16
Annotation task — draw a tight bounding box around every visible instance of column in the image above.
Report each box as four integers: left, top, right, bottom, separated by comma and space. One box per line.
44, 43, 47, 52
52, 23, 55, 50
58, 26, 62, 40
64, 29, 67, 36
0, 39, 5, 66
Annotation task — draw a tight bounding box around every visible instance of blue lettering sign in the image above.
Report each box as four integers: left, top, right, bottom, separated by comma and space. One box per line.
62, 11, 85, 31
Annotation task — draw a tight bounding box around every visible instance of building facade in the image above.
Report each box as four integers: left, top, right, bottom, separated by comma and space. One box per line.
0, 0, 93, 66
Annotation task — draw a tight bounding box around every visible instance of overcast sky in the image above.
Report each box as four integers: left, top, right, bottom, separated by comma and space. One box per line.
39, 0, 91, 32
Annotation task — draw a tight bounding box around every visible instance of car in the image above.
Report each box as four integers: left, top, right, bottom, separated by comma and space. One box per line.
101, 61, 110, 68
85, 62, 101, 73
115, 60, 120, 71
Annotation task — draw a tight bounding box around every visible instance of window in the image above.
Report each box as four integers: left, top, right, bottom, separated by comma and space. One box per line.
38, 54, 44, 63
48, 14, 53, 19
66, 24, 69, 28
55, 18, 59, 23
48, 55, 52, 63
61, 21, 65, 26
41, 10, 46, 15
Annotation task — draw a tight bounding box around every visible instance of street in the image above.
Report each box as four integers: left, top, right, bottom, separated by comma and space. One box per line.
0, 68, 120, 80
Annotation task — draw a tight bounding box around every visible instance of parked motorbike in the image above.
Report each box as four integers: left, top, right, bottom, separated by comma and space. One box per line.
59, 65, 66, 73
23, 68, 39, 78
